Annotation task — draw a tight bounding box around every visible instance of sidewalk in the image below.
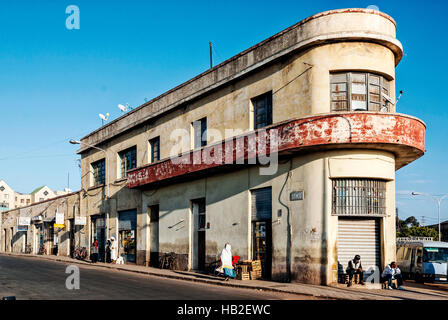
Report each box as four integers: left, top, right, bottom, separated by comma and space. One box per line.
2, 252, 447, 300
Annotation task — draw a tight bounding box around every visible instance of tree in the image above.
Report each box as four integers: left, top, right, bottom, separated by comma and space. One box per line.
396, 216, 438, 240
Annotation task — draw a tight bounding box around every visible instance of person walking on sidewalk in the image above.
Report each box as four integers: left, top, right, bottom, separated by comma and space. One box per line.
346, 255, 365, 287
105, 239, 112, 263
91, 238, 99, 263
216, 243, 235, 281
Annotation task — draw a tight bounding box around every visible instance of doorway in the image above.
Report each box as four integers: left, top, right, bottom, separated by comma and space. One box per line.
69, 219, 75, 257
118, 210, 137, 263
191, 198, 206, 270
149, 205, 159, 267
91, 215, 106, 261
251, 187, 272, 279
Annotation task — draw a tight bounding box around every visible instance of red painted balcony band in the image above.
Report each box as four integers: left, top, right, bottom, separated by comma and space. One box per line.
127, 112, 425, 189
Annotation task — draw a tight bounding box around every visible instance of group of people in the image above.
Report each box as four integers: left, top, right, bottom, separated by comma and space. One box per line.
345, 254, 404, 290
90, 237, 118, 264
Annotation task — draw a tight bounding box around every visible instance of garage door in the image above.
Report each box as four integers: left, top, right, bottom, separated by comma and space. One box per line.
338, 218, 380, 278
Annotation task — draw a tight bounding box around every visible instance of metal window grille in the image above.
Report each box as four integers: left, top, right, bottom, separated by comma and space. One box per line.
332, 179, 386, 216
119, 146, 137, 178
92, 159, 105, 186
331, 72, 390, 112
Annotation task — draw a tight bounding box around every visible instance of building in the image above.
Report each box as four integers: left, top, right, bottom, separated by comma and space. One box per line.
1, 8, 426, 285
0, 180, 70, 210
428, 220, 448, 242
0, 191, 82, 256
0, 180, 15, 210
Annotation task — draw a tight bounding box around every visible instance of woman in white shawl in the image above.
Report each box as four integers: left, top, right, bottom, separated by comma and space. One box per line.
216, 243, 234, 279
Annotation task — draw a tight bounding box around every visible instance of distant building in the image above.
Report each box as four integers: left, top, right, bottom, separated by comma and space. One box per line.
0, 180, 15, 210
428, 220, 448, 242
0, 180, 69, 209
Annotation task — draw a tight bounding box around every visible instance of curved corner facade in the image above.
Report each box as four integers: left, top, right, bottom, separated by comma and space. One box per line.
0, 9, 425, 285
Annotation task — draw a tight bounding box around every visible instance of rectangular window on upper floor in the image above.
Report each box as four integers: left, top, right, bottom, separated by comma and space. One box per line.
332, 178, 386, 216
192, 117, 207, 149
149, 136, 160, 163
252, 91, 273, 130
91, 158, 106, 187
119, 146, 137, 178
331, 72, 391, 112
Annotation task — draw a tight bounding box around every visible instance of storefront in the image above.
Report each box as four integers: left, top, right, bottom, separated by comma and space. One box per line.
118, 210, 137, 263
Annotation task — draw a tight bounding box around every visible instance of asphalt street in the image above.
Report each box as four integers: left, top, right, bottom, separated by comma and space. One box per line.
0, 255, 305, 300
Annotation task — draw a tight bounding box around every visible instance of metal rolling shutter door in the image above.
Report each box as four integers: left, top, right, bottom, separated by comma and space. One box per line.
338, 218, 380, 275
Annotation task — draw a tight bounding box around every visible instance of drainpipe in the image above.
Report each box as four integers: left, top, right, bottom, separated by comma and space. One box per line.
278, 159, 292, 282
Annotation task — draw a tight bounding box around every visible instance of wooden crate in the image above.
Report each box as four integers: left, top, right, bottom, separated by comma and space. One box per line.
251, 260, 262, 270
250, 270, 262, 280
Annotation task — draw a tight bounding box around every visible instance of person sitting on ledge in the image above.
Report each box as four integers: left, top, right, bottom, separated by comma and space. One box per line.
346, 255, 365, 287
381, 261, 404, 290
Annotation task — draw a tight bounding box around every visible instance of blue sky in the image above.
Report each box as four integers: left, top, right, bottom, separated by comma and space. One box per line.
0, 0, 447, 223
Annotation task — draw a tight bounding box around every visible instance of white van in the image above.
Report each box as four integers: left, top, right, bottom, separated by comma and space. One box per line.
396, 238, 448, 283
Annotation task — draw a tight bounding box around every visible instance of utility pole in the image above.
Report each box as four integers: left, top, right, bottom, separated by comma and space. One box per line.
421, 216, 425, 227
396, 208, 399, 232
412, 192, 448, 241
209, 42, 213, 69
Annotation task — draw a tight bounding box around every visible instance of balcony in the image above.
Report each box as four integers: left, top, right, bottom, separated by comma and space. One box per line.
127, 112, 425, 189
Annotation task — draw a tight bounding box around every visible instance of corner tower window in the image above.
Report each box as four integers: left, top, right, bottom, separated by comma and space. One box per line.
331, 72, 391, 112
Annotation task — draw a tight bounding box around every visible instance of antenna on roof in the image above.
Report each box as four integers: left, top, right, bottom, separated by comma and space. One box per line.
209, 42, 213, 69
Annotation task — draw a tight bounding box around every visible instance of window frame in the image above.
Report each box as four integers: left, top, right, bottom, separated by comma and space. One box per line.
192, 117, 207, 149
251, 91, 273, 130
118, 146, 137, 179
149, 136, 160, 163
91, 158, 106, 187
330, 72, 391, 112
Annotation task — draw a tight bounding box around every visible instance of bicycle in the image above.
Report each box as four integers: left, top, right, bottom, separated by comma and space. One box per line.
24, 244, 32, 254
38, 245, 47, 255
74, 246, 87, 260
160, 252, 178, 270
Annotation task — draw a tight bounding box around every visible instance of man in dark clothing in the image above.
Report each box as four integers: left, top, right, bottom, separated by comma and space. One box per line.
346, 255, 365, 287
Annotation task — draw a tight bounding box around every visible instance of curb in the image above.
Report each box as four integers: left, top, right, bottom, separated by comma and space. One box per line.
1, 252, 343, 300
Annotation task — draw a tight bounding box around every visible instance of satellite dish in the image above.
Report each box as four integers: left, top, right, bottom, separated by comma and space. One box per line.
99, 113, 110, 125
99, 113, 109, 121
118, 104, 128, 112
367, 5, 379, 11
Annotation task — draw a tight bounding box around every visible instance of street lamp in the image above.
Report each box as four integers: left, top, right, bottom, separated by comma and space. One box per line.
70, 139, 110, 261
411, 192, 448, 241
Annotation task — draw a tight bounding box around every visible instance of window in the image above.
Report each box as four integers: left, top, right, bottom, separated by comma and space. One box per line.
91, 158, 106, 186
192, 117, 207, 149
252, 92, 273, 129
119, 146, 137, 178
149, 137, 160, 163
332, 179, 386, 216
331, 72, 391, 112
4, 194, 8, 199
